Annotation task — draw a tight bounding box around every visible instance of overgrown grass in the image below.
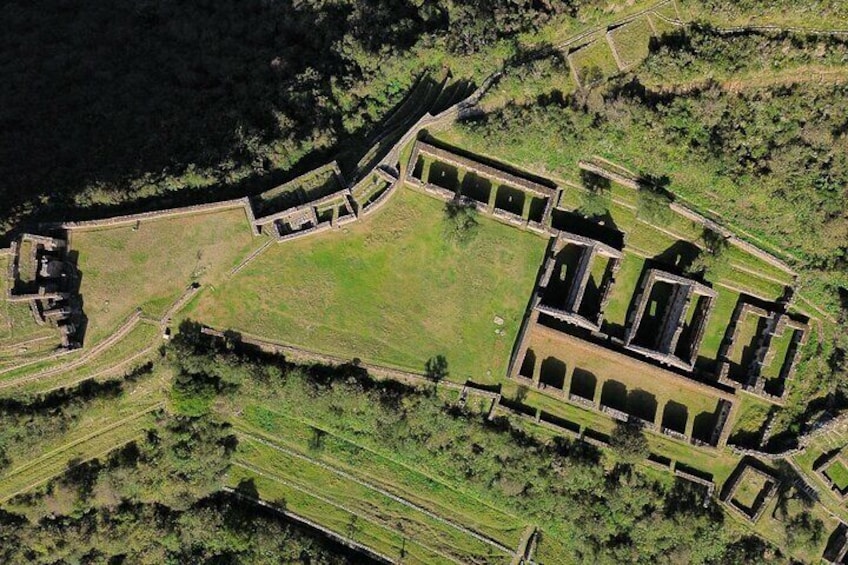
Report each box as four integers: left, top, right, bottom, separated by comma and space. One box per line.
731, 469, 768, 509
234, 436, 512, 564
608, 17, 654, 68
72, 207, 262, 343
0, 367, 165, 502
188, 187, 546, 383
569, 38, 620, 85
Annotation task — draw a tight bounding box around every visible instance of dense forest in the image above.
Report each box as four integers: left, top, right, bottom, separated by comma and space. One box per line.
0, 317, 828, 561
0, 0, 581, 237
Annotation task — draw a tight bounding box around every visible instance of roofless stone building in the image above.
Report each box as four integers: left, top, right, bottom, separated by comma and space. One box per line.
534, 231, 622, 332
623, 268, 717, 372
5, 233, 82, 348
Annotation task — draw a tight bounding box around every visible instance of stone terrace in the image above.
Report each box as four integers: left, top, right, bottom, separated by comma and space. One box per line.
512, 319, 735, 447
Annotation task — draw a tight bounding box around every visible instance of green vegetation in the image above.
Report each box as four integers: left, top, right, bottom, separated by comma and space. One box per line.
608, 18, 654, 68
72, 207, 262, 342
4, 4, 848, 564
188, 187, 546, 383
1, 0, 656, 237
825, 460, 848, 491
731, 470, 768, 510
444, 61, 847, 316
163, 327, 782, 563
569, 38, 620, 86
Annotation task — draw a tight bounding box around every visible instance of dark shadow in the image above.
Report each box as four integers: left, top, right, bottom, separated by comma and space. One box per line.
459, 172, 491, 205
729, 315, 769, 384
692, 410, 718, 443
539, 357, 566, 390
580, 170, 611, 193
499, 396, 535, 417
412, 155, 425, 180
632, 280, 675, 349
518, 349, 536, 379
428, 161, 460, 192
651, 240, 701, 274
549, 208, 624, 249
494, 185, 525, 216
235, 478, 260, 501
540, 411, 581, 434
583, 428, 610, 445
541, 243, 584, 309
648, 452, 672, 468
626, 388, 657, 422
661, 401, 688, 433
576, 260, 605, 321
527, 196, 547, 223
424, 355, 449, 383
570, 367, 597, 401
2, 1, 486, 241
600, 379, 627, 411
822, 523, 848, 564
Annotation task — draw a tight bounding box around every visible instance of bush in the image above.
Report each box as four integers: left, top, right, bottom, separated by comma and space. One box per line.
443, 198, 479, 245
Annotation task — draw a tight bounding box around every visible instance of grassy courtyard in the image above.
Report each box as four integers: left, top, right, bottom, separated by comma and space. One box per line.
71, 207, 262, 344
826, 460, 848, 491
188, 186, 547, 383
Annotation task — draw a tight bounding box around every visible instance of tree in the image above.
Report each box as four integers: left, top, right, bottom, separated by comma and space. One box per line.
785, 511, 823, 551
578, 172, 611, 219
424, 355, 449, 383
443, 199, 479, 245
610, 422, 649, 464
686, 228, 729, 280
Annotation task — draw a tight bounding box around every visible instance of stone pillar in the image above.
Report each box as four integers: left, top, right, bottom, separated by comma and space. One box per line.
684, 413, 695, 438
521, 196, 533, 221
487, 185, 498, 213
655, 401, 666, 428
592, 377, 604, 406
562, 365, 575, 396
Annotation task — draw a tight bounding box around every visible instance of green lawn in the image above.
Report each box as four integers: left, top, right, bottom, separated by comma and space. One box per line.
601, 254, 644, 332
188, 186, 547, 383
826, 460, 848, 491
762, 329, 794, 381
72, 207, 262, 344
732, 469, 769, 510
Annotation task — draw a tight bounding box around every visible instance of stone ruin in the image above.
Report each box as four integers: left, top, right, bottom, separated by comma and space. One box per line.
721, 459, 780, 523
623, 268, 716, 372
5, 233, 82, 348
252, 188, 358, 243
534, 231, 622, 332
715, 298, 808, 404
814, 450, 848, 502
407, 140, 557, 234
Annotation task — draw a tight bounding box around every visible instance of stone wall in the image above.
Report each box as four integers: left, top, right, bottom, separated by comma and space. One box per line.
60, 198, 252, 231
414, 140, 556, 198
